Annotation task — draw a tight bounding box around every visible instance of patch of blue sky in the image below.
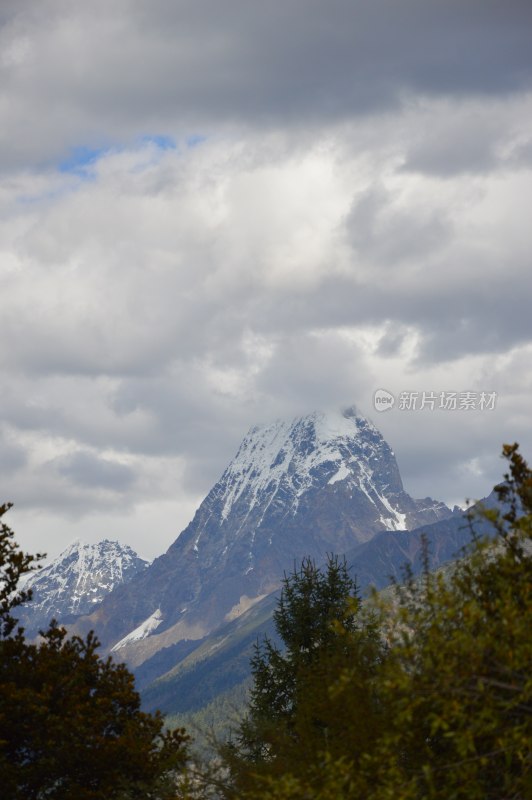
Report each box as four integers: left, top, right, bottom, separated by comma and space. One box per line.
139, 134, 176, 150
58, 144, 111, 177
17, 134, 196, 205
16, 145, 109, 204
129, 133, 205, 173
57, 134, 202, 175
30, 134, 205, 198
137, 134, 205, 150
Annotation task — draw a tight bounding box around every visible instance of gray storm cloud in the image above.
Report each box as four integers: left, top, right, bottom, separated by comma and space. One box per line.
1, 0, 531, 169
0, 1, 531, 559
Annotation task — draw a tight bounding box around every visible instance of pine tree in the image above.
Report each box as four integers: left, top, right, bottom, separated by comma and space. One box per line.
222, 555, 385, 795
0, 502, 43, 638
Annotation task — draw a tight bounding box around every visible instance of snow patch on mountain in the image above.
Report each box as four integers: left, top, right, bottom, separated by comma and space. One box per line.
111, 609, 164, 652
357, 461, 407, 530
328, 464, 351, 484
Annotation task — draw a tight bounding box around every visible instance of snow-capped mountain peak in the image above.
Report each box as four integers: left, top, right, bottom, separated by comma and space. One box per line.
214, 406, 408, 533
73, 406, 453, 666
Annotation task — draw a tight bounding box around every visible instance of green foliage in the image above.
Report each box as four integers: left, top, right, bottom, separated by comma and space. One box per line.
221, 445, 532, 800
361, 441, 532, 800
165, 679, 252, 759
0, 505, 190, 799
221, 555, 386, 794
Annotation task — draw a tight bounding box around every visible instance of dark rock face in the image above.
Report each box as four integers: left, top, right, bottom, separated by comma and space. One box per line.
76, 408, 451, 666
16, 540, 148, 638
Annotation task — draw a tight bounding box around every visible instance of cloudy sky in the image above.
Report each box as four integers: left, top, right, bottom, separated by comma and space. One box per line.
1, 0, 532, 562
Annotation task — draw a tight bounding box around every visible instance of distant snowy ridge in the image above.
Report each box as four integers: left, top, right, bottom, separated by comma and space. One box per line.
17, 539, 148, 635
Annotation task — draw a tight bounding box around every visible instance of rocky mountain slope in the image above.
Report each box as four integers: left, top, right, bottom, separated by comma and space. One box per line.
17, 540, 148, 637
73, 407, 452, 667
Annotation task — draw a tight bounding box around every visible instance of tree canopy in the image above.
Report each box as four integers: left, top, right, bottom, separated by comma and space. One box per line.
221, 444, 532, 800
0, 504, 190, 800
